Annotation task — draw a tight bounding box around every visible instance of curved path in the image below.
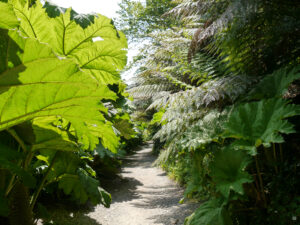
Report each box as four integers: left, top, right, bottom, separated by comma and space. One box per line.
88, 143, 198, 225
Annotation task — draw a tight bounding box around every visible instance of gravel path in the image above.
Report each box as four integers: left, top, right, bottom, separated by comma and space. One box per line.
87, 143, 198, 225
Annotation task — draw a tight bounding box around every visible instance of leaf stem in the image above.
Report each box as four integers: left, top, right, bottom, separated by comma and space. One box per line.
7, 128, 27, 153
7, 128, 32, 169
5, 131, 29, 196
255, 155, 267, 207
30, 151, 59, 211
24, 150, 34, 170
5, 174, 16, 196
279, 143, 283, 162
272, 143, 278, 173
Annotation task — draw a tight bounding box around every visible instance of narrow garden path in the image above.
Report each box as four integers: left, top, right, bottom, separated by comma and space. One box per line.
88, 143, 198, 225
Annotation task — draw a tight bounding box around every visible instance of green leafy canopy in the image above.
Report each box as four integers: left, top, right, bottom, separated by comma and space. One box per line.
223, 98, 300, 155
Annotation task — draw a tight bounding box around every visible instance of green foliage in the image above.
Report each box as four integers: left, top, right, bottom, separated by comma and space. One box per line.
116, 0, 178, 40
247, 67, 300, 100
14, 0, 127, 84
126, 0, 300, 224
182, 150, 213, 200
217, 0, 300, 75
150, 108, 166, 125
35, 203, 51, 222
113, 114, 135, 140
78, 169, 111, 207
0, 158, 36, 188
91, 144, 123, 178
30, 118, 79, 152
0, 2, 18, 29
0, 0, 130, 221
178, 110, 226, 151
210, 147, 252, 198
0, 0, 127, 150
35, 149, 112, 206
224, 98, 300, 155
0, 142, 36, 188
0, 30, 117, 150
58, 169, 111, 207
184, 198, 233, 225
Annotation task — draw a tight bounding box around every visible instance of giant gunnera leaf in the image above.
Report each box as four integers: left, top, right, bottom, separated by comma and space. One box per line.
0, 1, 19, 29
13, 117, 80, 152
57, 169, 111, 207
246, 67, 300, 100
10, 0, 128, 85
184, 198, 233, 225
41, 151, 111, 207
0, 0, 127, 151
223, 98, 300, 155
0, 28, 118, 150
209, 147, 252, 198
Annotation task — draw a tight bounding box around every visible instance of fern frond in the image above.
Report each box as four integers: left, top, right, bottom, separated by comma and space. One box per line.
158, 75, 255, 110
178, 109, 228, 151
147, 91, 172, 110
160, 72, 193, 90
195, 75, 256, 106
154, 109, 207, 142
153, 146, 174, 166
166, 0, 200, 19
129, 84, 173, 99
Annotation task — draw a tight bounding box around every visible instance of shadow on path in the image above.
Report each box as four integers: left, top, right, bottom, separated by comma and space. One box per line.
37, 203, 103, 225
38, 143, 199, 225
87, 143, 199, 225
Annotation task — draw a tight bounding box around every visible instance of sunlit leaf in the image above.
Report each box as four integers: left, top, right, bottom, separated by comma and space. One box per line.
0, 2, 19, 29
12, 0, 127, 85
0, 32, 117, 149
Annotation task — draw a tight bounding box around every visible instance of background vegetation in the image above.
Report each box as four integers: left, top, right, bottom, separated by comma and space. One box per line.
119, 0, 300, 224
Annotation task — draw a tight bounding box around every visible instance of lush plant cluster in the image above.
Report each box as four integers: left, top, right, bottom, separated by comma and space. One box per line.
0, 0, 135, 224
121, 0, 300, 224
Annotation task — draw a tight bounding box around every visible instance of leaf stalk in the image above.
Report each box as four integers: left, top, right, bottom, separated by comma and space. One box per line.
30, 151, 59, 211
